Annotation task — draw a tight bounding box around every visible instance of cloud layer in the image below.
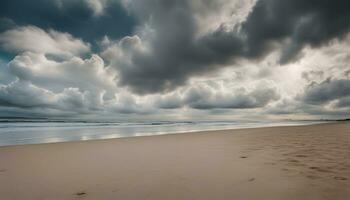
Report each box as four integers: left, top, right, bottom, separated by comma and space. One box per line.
0, 0, 349, 120
102, 0, 350, 94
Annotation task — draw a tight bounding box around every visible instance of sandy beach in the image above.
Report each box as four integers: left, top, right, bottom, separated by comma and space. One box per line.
1, 122, 350, 200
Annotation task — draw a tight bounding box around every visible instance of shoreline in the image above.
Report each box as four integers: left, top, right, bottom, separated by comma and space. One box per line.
1, 122, 349, 200
0, 121, 330, 148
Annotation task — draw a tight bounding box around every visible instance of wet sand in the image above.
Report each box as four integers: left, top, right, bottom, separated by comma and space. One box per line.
0, 122, 350, 200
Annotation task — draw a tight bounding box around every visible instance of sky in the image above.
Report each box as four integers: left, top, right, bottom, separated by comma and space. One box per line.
0, 0, 350, 121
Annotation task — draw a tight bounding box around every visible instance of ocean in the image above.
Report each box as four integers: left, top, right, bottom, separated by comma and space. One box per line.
0, 120, 324, 147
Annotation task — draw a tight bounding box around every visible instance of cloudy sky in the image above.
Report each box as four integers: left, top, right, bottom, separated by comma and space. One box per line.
0, 0, 350, 120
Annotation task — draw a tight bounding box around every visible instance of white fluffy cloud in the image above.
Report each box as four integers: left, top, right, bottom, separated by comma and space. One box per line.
0, 26, 90, 58
8, 52, 117, 93
0, 80, 107, 115
0, 80, 55, 107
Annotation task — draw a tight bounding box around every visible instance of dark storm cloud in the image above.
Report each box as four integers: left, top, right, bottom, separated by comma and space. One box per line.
115, 0, 243, 94
336, 97, 350, 108
0, 0, 135, 44
241, 0, 350, 63
154, 86, 280, 110
303, 79, 350, 105
156, 95, 184, 109
113, 0, 350, 94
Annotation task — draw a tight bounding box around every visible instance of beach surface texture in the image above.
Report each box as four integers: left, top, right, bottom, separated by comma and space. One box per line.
1, 122, 350, 200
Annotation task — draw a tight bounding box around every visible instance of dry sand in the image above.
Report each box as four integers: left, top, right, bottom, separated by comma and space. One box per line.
1, 122, 350, 200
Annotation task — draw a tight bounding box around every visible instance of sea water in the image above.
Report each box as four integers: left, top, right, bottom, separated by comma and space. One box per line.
0, 120, 324, 146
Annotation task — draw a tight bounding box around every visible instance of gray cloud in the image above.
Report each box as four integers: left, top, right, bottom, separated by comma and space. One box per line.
302, 79, 350, 105
242, 0, 350, 64
0, 79, 153, 117
106, 0, 350, 94
155, 85, 280, 110
336, 96, 350, 108
105, 0, 246, 94
301, 70, 324, 82
155, 94, 184, 109
0, 59, 15, 84
184, 86, 280, 109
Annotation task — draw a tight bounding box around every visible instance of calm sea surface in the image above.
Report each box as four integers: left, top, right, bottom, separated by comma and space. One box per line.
0, 120, 325, 147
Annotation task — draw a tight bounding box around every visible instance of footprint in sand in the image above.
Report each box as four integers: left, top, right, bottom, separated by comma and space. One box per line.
309, 166, 333, 173
309, 166, 319, 170
306, 175, 320, 180
334, 176, 347, 181
281, 168, 290, 172
75, 191, 87, 197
